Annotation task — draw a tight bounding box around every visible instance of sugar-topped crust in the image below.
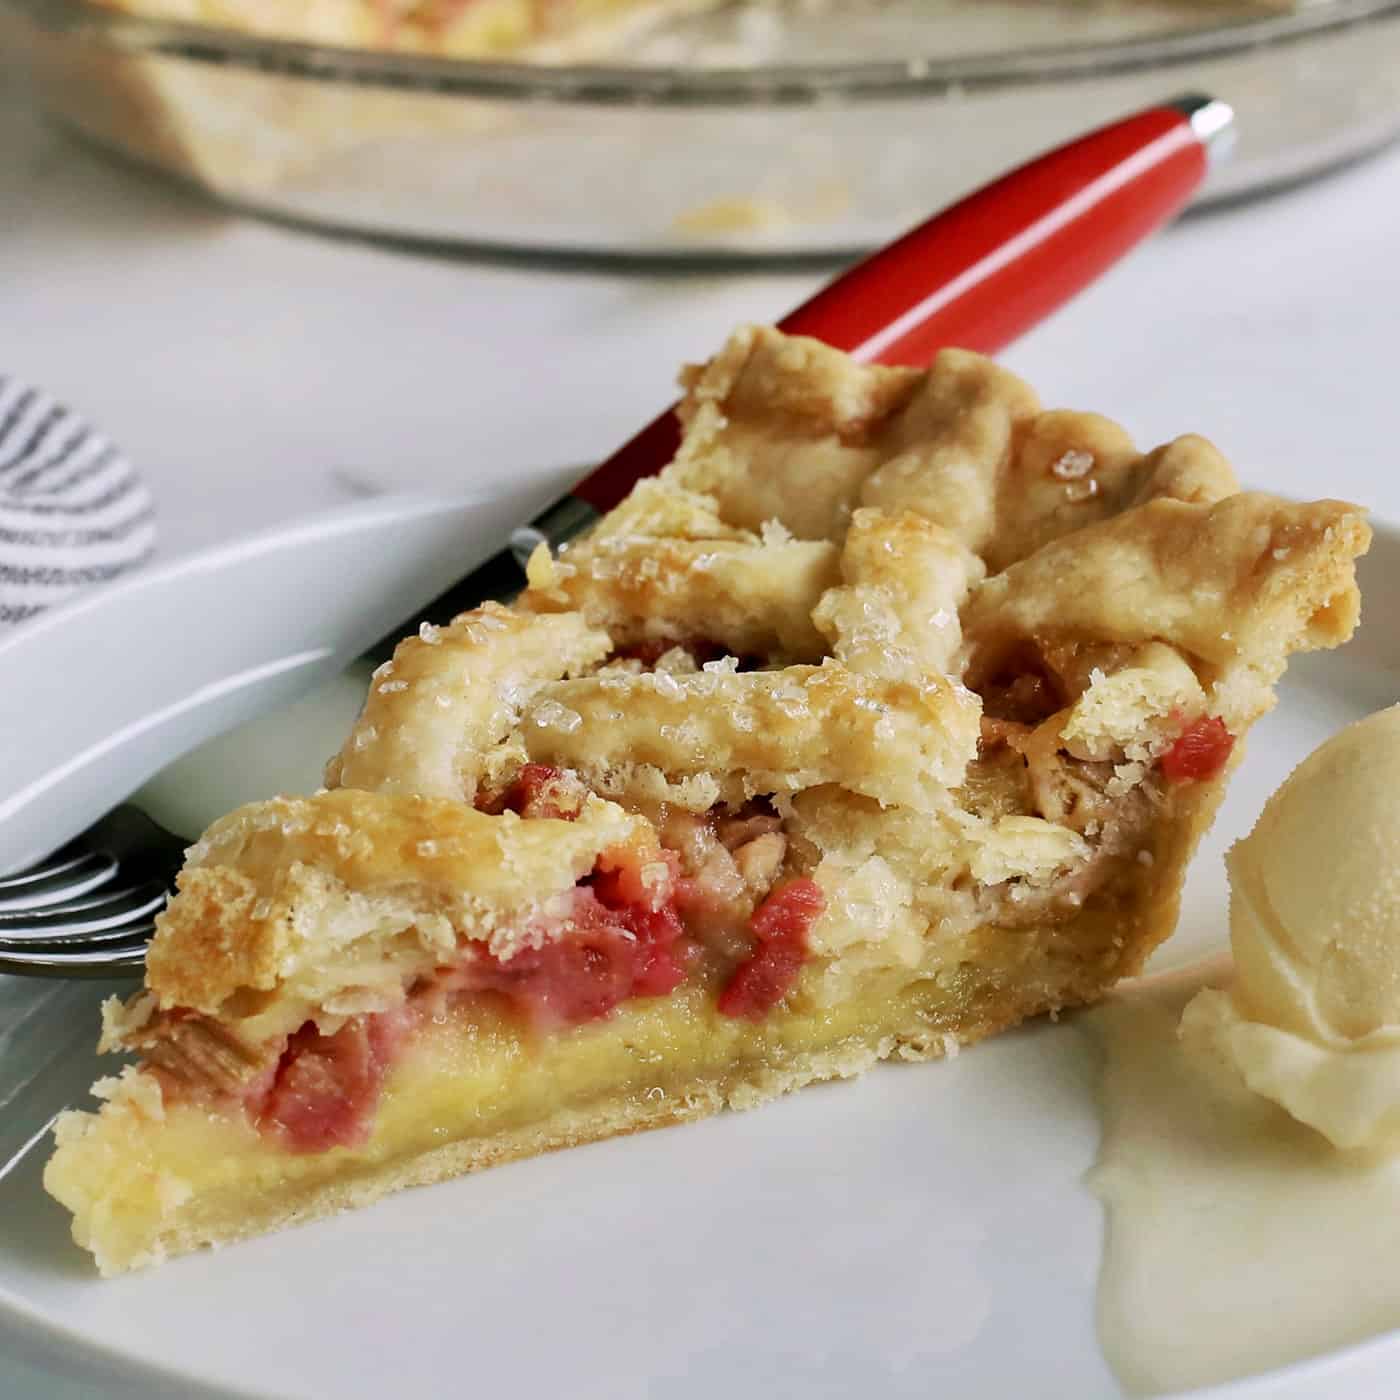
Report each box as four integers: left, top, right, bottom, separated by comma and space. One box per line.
521, 663, 981, 811
523, 531, 840, 661
665, 326, 1238, 568
813, 507, 985, 678
329, 603, 610, 803
321, 330, 1365, 848
48, 325, 1372, 1274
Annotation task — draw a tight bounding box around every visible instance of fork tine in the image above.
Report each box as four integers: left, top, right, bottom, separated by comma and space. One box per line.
0, 850, 120, 913
0, 838, 94, 888
0, 883, 167, 939
0, 806, 191, 976
0, 881, 158, 922
0, 941, 149, 977
0, 919, 158, 951
0, 920, 155, 954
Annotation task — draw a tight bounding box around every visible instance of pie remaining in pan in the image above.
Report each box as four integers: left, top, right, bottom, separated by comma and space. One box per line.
87, 0, 713, 59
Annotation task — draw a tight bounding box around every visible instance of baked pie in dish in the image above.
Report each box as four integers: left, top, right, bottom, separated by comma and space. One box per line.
45, 326, 1370, 1275
83, 0, 1305, 61
86, 0, 707, 59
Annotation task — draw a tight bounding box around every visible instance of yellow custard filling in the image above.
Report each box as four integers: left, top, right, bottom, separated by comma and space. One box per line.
46, 958, 1051, 1276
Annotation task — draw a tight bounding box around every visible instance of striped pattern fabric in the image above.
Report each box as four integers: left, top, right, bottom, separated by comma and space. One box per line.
0, 375, 155, 630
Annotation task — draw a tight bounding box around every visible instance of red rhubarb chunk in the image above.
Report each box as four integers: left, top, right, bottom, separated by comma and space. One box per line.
475, 764, 587, 820
716, 937, 808, 1022
483, 933, 639, 1026
467, 848, 688, 1028
749, 878, 826, 942
629, 939, 688, 998
258, 1015, 404, 1154
1161, 715, 1235, 784
718, 878, 826, 1022
609, 881, 687, 999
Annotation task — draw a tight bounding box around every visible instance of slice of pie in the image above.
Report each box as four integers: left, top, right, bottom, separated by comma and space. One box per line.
45, 326, 1370, 1275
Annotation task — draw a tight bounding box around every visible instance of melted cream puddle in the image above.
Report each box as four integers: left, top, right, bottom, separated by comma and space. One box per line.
1083, 963, 1400, 1395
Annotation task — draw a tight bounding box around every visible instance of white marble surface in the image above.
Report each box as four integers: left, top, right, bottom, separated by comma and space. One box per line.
4, 52, 1400, 1400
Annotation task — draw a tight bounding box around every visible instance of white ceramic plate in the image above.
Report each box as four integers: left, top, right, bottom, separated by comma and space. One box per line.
1, 527, 1397, 1400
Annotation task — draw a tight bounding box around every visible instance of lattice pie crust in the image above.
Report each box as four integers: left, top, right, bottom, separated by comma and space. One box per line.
45, 327, 1369, 1274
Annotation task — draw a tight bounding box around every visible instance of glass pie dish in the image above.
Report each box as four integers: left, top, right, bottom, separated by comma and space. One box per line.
4, 0, 1400, 259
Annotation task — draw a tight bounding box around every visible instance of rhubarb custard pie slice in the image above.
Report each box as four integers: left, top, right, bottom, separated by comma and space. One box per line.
46, 327, 1370, 1275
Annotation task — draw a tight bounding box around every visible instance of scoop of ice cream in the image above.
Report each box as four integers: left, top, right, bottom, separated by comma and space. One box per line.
1181, 705, 1400, 1150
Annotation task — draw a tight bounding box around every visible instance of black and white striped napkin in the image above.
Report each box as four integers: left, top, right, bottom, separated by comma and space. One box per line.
0, 374, 155, 630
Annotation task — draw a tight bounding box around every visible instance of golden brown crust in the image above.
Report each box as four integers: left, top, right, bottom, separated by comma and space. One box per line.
328, 603, 611, 802
813, 507, 985, 679
522, 532, 840, 661
521, 663, 981, 811
662, 327, 1238, 570
961, 493, 1370, 729
670, 326, 928, 540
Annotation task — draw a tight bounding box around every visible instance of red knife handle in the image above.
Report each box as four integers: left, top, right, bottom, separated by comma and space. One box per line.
571, 96, 1226, 517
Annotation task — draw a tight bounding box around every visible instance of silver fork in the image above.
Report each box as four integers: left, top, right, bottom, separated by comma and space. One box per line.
0, 806, 188, 977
